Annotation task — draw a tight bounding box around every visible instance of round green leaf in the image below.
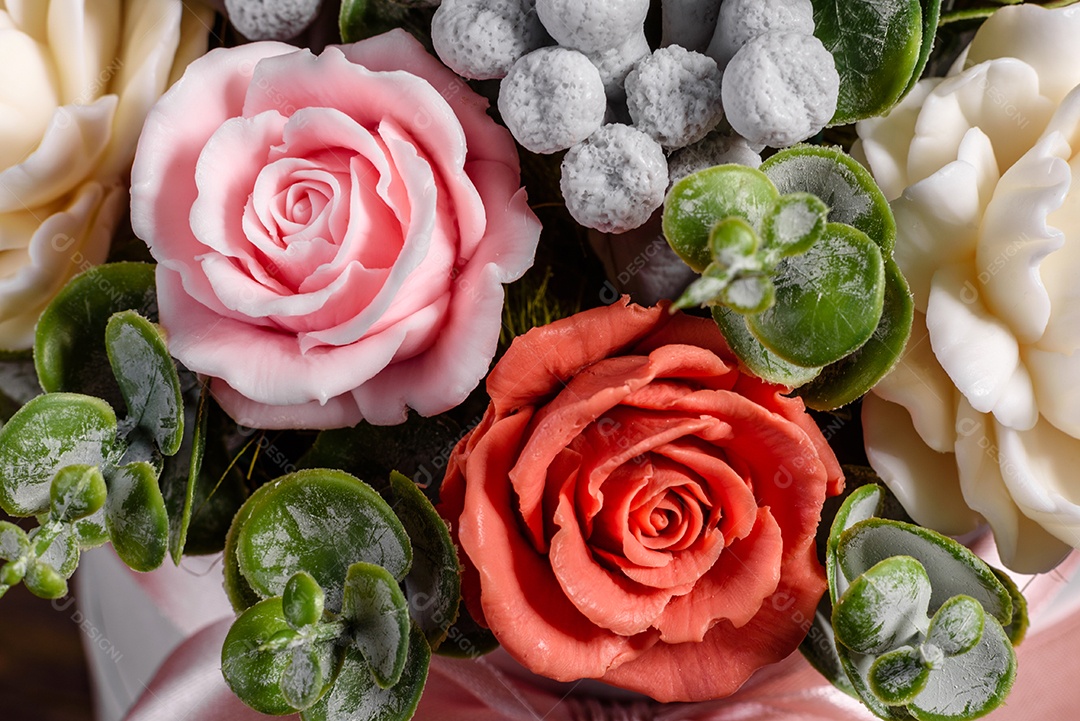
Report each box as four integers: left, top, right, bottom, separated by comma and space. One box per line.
711, 307, 822, 388
24, 560, 67, 599
303, 625, 430, 721
34, 262, 157, 409
838, 519, 1013, 627
870, 646, 930, 706
50, 464, 107, 523
32, 523, 80, 578
74, 507, 110, 550
833, 555, 931, 655
235, 469, 412, 613
663, 165, 779, 272
282, 644, 327, 711
389, 471, 461, 650
0, 521, 30, 561
762, 145, 896, 255
827, 484, 885, 604
902, 0, 941, 100
105, 461, 169, 572
105, 310, 184, 456
284, 571, 326, 630
224, 480, 266, 612
926, 596, 984, 658
748, 223, 885, 367
810, 0, 923, 124
761, 192, 828, 262
222, 597, 302, 716
0, 393, 118, 516
339, 0, 372, 43
992, 568, 1028, 646
798, 257, 914, 410
342, 561, 411, 689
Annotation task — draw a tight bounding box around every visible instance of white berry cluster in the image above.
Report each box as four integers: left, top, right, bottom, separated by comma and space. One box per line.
432, 0, 839, 234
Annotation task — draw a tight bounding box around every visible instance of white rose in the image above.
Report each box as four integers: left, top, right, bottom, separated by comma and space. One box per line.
856, 5, 1080, 573
0, 0, 211, 349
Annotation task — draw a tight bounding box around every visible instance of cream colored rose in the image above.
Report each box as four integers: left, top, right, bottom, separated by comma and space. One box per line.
0, 0, 211, 349
856, 5, 1080, 573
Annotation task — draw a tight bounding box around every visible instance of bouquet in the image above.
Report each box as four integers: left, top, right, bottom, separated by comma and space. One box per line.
2, 1, 1080, 719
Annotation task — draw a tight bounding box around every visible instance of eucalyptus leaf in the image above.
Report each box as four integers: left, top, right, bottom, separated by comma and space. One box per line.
303, 625, 430, 721
24, 559, 67, 599
760, 192, 828, 262
389, 471, 461, 649
162, 382, 209, 563
222, 597, 306, 716
992, 568, 1028, 646
435, 602, 499, 659
234, 469, 413, 613
105, 461, 169, 573
799, 598, 858, 696
105, 310, 184, 456
284, 571, 326, 630
902, 0, 941, 99
74, 507, 109, 550
748, 223, 885, 368
342, 561, 411, 689
833, 556, 931, 656
32, 523, 80, 578
0, 393, 118, 517
282, 644, 328, 711
34, 262, 157, 410
711, 307, 822, 387
0, 521, 29, 561
926, 596, 984, 658
870, 646, 930, 706
50, 464, 107, 523
723, 274, 775, 314
339, 0, 371, 43
826, 484, 885, 604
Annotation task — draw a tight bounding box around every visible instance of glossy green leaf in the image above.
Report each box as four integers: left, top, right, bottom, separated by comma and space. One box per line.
0, 521, 29, 561
811, 0, 923, 124
723, 274, 776, 314
105, 311, 184, 456
105, 461, 169, 572
711, 306, 822, 387
388, 471, 461, 649
0, 393, 117, 516
760, 192, 828, 262
342, 561, 411, 688
282, 644, 328, 711
838, 519, 1013, 627
339, 0, 371, 43
827, 484, 884, 604
24, 560, 67, 599
762, 145, 897, 255
284, 571, 326, 630
435, 602, 499, 659
74, 507, 109, 549
992, 568, 1028, 646
834, 556, 931, 655
303, 625, 430, 721
663, 165, 779, 272
33, 523, 80, 578
748, 223, 885, 367
926, 596, 984, 658
870, 646, 930, 706
50, 464, 107, 523
162, 382, 209, 563
798, 257, 913, 410
222, 597, 303, 716
903, 0, 941, 99
224, 480, 267, 612
234, 469, 412, 613
34, 262, 157, 409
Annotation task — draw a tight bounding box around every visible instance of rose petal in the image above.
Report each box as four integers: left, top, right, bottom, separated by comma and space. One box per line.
0, 26, 61, 169
856, 80, 939, 201
1028, 347, 1080, 438
210, 378, 362, 430
47, 0, 120, 106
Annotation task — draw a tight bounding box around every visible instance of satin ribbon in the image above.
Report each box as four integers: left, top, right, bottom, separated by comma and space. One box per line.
119, 543, 1080, 721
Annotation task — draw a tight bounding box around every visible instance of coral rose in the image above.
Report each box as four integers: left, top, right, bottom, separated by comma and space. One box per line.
857, 5, 1080, 572
439, 299, 843, 702
0, 0, 211, 349
131, 30, 540, 429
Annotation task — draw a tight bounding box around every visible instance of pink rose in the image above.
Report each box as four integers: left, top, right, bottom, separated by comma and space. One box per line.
131, 30, 540, 429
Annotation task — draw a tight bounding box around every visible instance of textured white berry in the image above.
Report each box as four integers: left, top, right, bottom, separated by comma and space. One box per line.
535, 0, 649, 53
587, 29, 650, 103
225, 0, 324, 40
625, 46, 724, 150
498, 47, 607, 154
707, 0, 815, 69
722, 32, 839, 148
560, 124, 668, 233
432, 0, 550, 80
666, 132, 762, 191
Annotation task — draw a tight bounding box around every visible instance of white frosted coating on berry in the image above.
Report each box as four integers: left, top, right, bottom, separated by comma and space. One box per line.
225, 0, 323, 40
661, 0, 724, 53
536, 0, 650, 53
587, 30, 650, 103
560, 124, 668, 233
625, 46, 724, 150
667, 132, 762, 190
498, 47, 607, 154
432, 0, 550, 80
722, 32, 838, 149
706, 0, 815, 69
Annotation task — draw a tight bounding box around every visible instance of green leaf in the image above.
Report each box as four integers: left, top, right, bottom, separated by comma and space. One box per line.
926, 596, 984, 658
833, 556, 931, 655
162, 382, 209, 563
902, 0, 941, 100
762, 145, 897, 255
992, 568, 1028, 646
0, 393, 118, 516
388, 471, 461, 649
870, 646, 930, 706
105, 311, 184, 456
303, 625, 430, 721
24, 560, 67, 599
234, 469, 413, 613
339, 0, 371, 43
748, 223, 885, 367
711, 306, 821, 387
33, 523, 80, 577
342, 562, 411, 689
827, 484, 884, 604
224, 480, 267, 612
284, 571, 326, 630
760, 192, 828, 262
74, 507, 109, 549
722, 273, 776, 314
34, 262, 157, 410
908, 617, 1015, 721
663, 165, 779, 273
282, 644, 328, 711
222, 597, 305, 716
105, 461, 169, 572
810, 0, 924, 124
838, 519, 1013, 627
797, 257, 914, 410
0, 521, 29, 561
50, 464, 107, 523
799, 598, 858, 696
